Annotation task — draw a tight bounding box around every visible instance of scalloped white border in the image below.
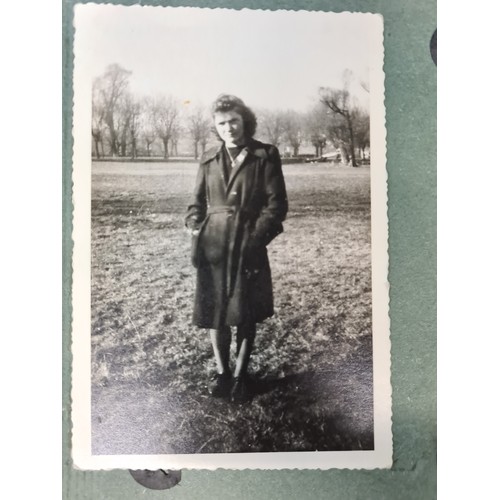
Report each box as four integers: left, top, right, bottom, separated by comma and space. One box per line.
71, 4, 391, 470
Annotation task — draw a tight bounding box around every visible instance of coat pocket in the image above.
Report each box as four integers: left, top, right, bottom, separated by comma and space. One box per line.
190, 218, 209, 268
191, 230, 202, 268
252, 220, 283, 248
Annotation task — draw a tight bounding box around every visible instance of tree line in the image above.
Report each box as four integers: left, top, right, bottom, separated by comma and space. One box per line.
92, 64, 370, 166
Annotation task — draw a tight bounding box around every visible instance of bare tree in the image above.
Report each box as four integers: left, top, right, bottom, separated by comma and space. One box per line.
115, 93, 133, 157
138, 97, 156, 157
259, 110, 284, 148
282, 110, 303, 157
91, 80, 106, 158
112, 93, 143, 159
353, 109, 370, 160
93, 64, 132, 157
151, 96, 180, 160
199, 126, 210, 156
170, 122, 182, 158
187, 106, 211, 159
305, 105, 329, 157
324, 111, 351, 164
127, 97, 142, 159
319, 86, 358, 167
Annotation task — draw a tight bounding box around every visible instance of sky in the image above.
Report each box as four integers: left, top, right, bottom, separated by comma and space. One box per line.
75, 5, 379, 113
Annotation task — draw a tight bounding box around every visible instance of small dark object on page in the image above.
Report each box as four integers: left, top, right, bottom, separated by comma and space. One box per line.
129, 469, 181, 490
430, 29, 437, 65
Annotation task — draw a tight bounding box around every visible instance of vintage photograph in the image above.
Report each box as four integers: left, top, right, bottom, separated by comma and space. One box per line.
71, 4, 391, 469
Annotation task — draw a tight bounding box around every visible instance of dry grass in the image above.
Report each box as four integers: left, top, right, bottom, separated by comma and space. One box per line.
90, 161, 373, 454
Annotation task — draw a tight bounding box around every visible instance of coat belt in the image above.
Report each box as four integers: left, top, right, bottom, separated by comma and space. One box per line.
207, 206, 235, 215
206, 206, 257, 219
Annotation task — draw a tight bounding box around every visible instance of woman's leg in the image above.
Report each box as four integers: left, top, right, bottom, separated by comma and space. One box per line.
231, 323, 256, 402
210, 326, 232, 375
234, 323, 256, 378
208, 326, 232, 398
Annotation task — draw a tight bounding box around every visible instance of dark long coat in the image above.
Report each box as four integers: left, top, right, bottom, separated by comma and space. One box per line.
186, 139, 288, 329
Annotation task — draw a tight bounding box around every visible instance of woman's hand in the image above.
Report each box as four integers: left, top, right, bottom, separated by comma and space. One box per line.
185, 215, 202, 236
185, 225, 200, 235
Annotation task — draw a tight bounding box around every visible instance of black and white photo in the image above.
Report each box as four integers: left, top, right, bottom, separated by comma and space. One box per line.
71, 4, 391, 469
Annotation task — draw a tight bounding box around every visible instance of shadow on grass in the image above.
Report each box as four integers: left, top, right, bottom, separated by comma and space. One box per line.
241, 369, 374, 453
92, 362, 373, 455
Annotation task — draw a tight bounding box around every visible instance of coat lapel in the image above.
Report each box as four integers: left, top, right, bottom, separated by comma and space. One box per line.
203, 143, 227, 190
203, 140, 265, 197
226, 147, 249, 194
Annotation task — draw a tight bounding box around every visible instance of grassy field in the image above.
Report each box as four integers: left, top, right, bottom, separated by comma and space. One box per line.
91, 161, 373, 454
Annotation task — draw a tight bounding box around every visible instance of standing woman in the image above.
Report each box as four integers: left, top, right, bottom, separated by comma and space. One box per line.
185, 94, 288, 403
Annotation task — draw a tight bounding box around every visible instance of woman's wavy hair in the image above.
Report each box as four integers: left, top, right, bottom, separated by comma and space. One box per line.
211, 94, 257, 140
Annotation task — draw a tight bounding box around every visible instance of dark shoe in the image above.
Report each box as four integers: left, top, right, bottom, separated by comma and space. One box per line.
230, 376, 251, 403
208, 373, 232, 398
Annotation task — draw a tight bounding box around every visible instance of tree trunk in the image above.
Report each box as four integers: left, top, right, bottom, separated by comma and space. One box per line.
106, 113, 118, 157
293, 145, 299, 157
347, 116, 357, 167
109, 129, 118, 157
93, 137, 100, 159
340, 145, 349, 165
162, 137, 169, 159
131, 136, 137, 159
193, 141, 199, 160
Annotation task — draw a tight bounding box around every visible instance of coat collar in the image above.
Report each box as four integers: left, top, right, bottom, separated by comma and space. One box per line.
200, 138, 269, 165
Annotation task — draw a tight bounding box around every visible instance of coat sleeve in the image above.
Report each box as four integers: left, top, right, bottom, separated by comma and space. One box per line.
249, 146, 288, 247
185, 164, 207, 230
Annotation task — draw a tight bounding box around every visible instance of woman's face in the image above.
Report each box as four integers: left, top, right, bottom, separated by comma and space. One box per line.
214, 110, 245, 146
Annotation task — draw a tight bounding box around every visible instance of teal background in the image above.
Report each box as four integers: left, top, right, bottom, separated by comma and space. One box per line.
62, 0, 436, 498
